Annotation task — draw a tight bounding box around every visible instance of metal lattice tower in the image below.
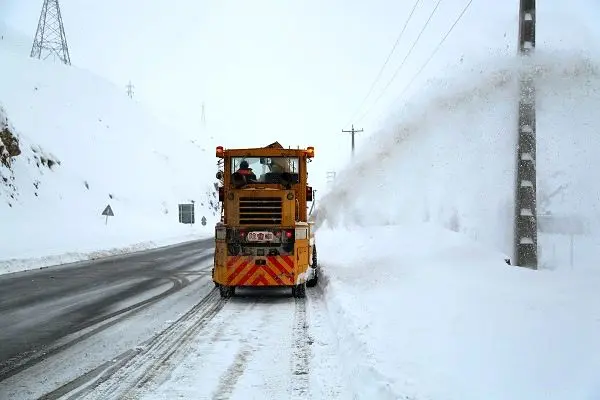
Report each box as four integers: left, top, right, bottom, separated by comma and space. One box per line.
30, 0, 71, 65
514, 0, 537, 269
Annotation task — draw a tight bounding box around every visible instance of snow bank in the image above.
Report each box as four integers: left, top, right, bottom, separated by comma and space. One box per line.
319, 224, 600, 400
316, 51, 600, 270
0, 23, 219, 270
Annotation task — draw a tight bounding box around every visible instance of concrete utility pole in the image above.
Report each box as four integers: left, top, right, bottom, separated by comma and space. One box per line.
342, 125, 363, 157
31, 0, 71, 65
514, 0, 537, 269
126, 81, 134, 98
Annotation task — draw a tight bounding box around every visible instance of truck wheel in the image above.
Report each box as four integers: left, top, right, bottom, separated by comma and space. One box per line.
293, 283, 306, 298
219, 285, 234, 298
306, 244, 318, 287
306, 268, 318, 287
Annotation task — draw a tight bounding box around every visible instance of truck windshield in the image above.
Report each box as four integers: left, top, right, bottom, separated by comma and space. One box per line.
231, 156, 300, 184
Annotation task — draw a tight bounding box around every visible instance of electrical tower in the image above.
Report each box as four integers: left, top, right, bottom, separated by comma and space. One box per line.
342, 125, 363, 157
514, 0, 537, 269
30, 0, 71, 65
126, 81, 134, 98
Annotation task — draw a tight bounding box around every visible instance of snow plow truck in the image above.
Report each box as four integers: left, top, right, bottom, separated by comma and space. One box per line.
212, 142, 318, 298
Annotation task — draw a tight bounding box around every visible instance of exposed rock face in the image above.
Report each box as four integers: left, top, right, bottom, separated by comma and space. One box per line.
0, 126, 21, 168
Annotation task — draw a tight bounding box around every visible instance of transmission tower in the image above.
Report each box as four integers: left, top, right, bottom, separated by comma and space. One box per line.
514, 0, 537, 269
126, 81, 134, 98
30, 0, 71, 65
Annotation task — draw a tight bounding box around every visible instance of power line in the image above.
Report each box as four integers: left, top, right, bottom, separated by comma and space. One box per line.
343, 0, 422, 129
356, 0, 444, 125
382, 0, 474, 117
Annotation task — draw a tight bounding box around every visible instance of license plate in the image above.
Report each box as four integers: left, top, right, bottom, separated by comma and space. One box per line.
247, 231, 274, 242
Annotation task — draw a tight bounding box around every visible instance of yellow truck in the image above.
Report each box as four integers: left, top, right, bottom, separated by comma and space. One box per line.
212, 142, 318, 298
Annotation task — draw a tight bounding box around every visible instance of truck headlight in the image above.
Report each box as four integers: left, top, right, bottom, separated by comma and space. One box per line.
216, 228, 226, 240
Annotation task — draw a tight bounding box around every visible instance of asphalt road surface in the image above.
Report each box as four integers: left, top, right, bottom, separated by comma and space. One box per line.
0, 239, 214, 383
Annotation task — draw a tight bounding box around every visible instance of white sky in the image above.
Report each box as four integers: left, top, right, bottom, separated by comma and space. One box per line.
3, 0, 597, 193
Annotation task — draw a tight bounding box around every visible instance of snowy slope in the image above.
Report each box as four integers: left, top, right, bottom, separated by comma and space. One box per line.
314, 0, 600, 270
312, 2, 600, 398
319, 225, 600, 400
0, 22, 220, 272
317, 51, 600, 270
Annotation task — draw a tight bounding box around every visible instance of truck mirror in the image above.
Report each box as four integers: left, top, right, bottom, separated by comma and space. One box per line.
216, 171, 223, 180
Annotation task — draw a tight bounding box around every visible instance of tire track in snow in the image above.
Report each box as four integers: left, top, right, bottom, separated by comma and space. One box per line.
0, 256, 213, 384
210, 300, 271, 400
1, 275, 187, 384
290, 297, 312, 399
42, 287, 225, 400
211, 345, 253, 400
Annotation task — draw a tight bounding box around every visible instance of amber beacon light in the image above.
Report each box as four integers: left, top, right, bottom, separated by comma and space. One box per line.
306, 146, 314, 158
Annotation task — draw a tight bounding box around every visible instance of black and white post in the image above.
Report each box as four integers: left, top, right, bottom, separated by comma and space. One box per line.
514, 0, 538, 269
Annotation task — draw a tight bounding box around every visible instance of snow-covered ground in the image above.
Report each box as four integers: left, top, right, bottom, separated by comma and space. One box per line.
0, 21, 219, 272
318, 224, 600, 400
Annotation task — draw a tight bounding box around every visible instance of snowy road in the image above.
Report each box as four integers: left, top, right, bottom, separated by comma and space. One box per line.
0, 240, 215, 398
0, 241, 345, 400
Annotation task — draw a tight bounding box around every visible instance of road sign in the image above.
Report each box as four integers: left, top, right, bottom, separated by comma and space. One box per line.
178, 203, 195, 224
201, 216, 207, 226
102, 204, 114, 225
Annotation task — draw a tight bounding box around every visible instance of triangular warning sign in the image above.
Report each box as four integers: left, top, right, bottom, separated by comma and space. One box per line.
102, 204, 114, 216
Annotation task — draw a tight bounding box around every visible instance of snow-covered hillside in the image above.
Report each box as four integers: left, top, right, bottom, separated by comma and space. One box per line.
317, 51, 600, 270
0, 22, 219, 271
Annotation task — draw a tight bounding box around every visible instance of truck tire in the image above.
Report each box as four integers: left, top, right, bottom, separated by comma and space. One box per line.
306, 269, 318, 287
293, 283, 306, 298
306, 245, 318, 287
219, 285, 235, 298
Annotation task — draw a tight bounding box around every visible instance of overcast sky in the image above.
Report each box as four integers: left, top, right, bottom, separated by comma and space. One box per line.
2, 0, 597, 192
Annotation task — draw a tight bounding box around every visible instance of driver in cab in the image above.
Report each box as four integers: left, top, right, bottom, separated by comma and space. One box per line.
236, 160, 257, 181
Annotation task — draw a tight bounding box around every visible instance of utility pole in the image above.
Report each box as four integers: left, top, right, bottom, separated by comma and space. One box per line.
126, 81, 134, 98
201, 102, 206, 128
514, 0, 537, 269
31, 0, 71, 65
342, 124, 363, 157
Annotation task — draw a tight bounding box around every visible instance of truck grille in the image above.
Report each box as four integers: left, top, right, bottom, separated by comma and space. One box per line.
239, 197, 282, 225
